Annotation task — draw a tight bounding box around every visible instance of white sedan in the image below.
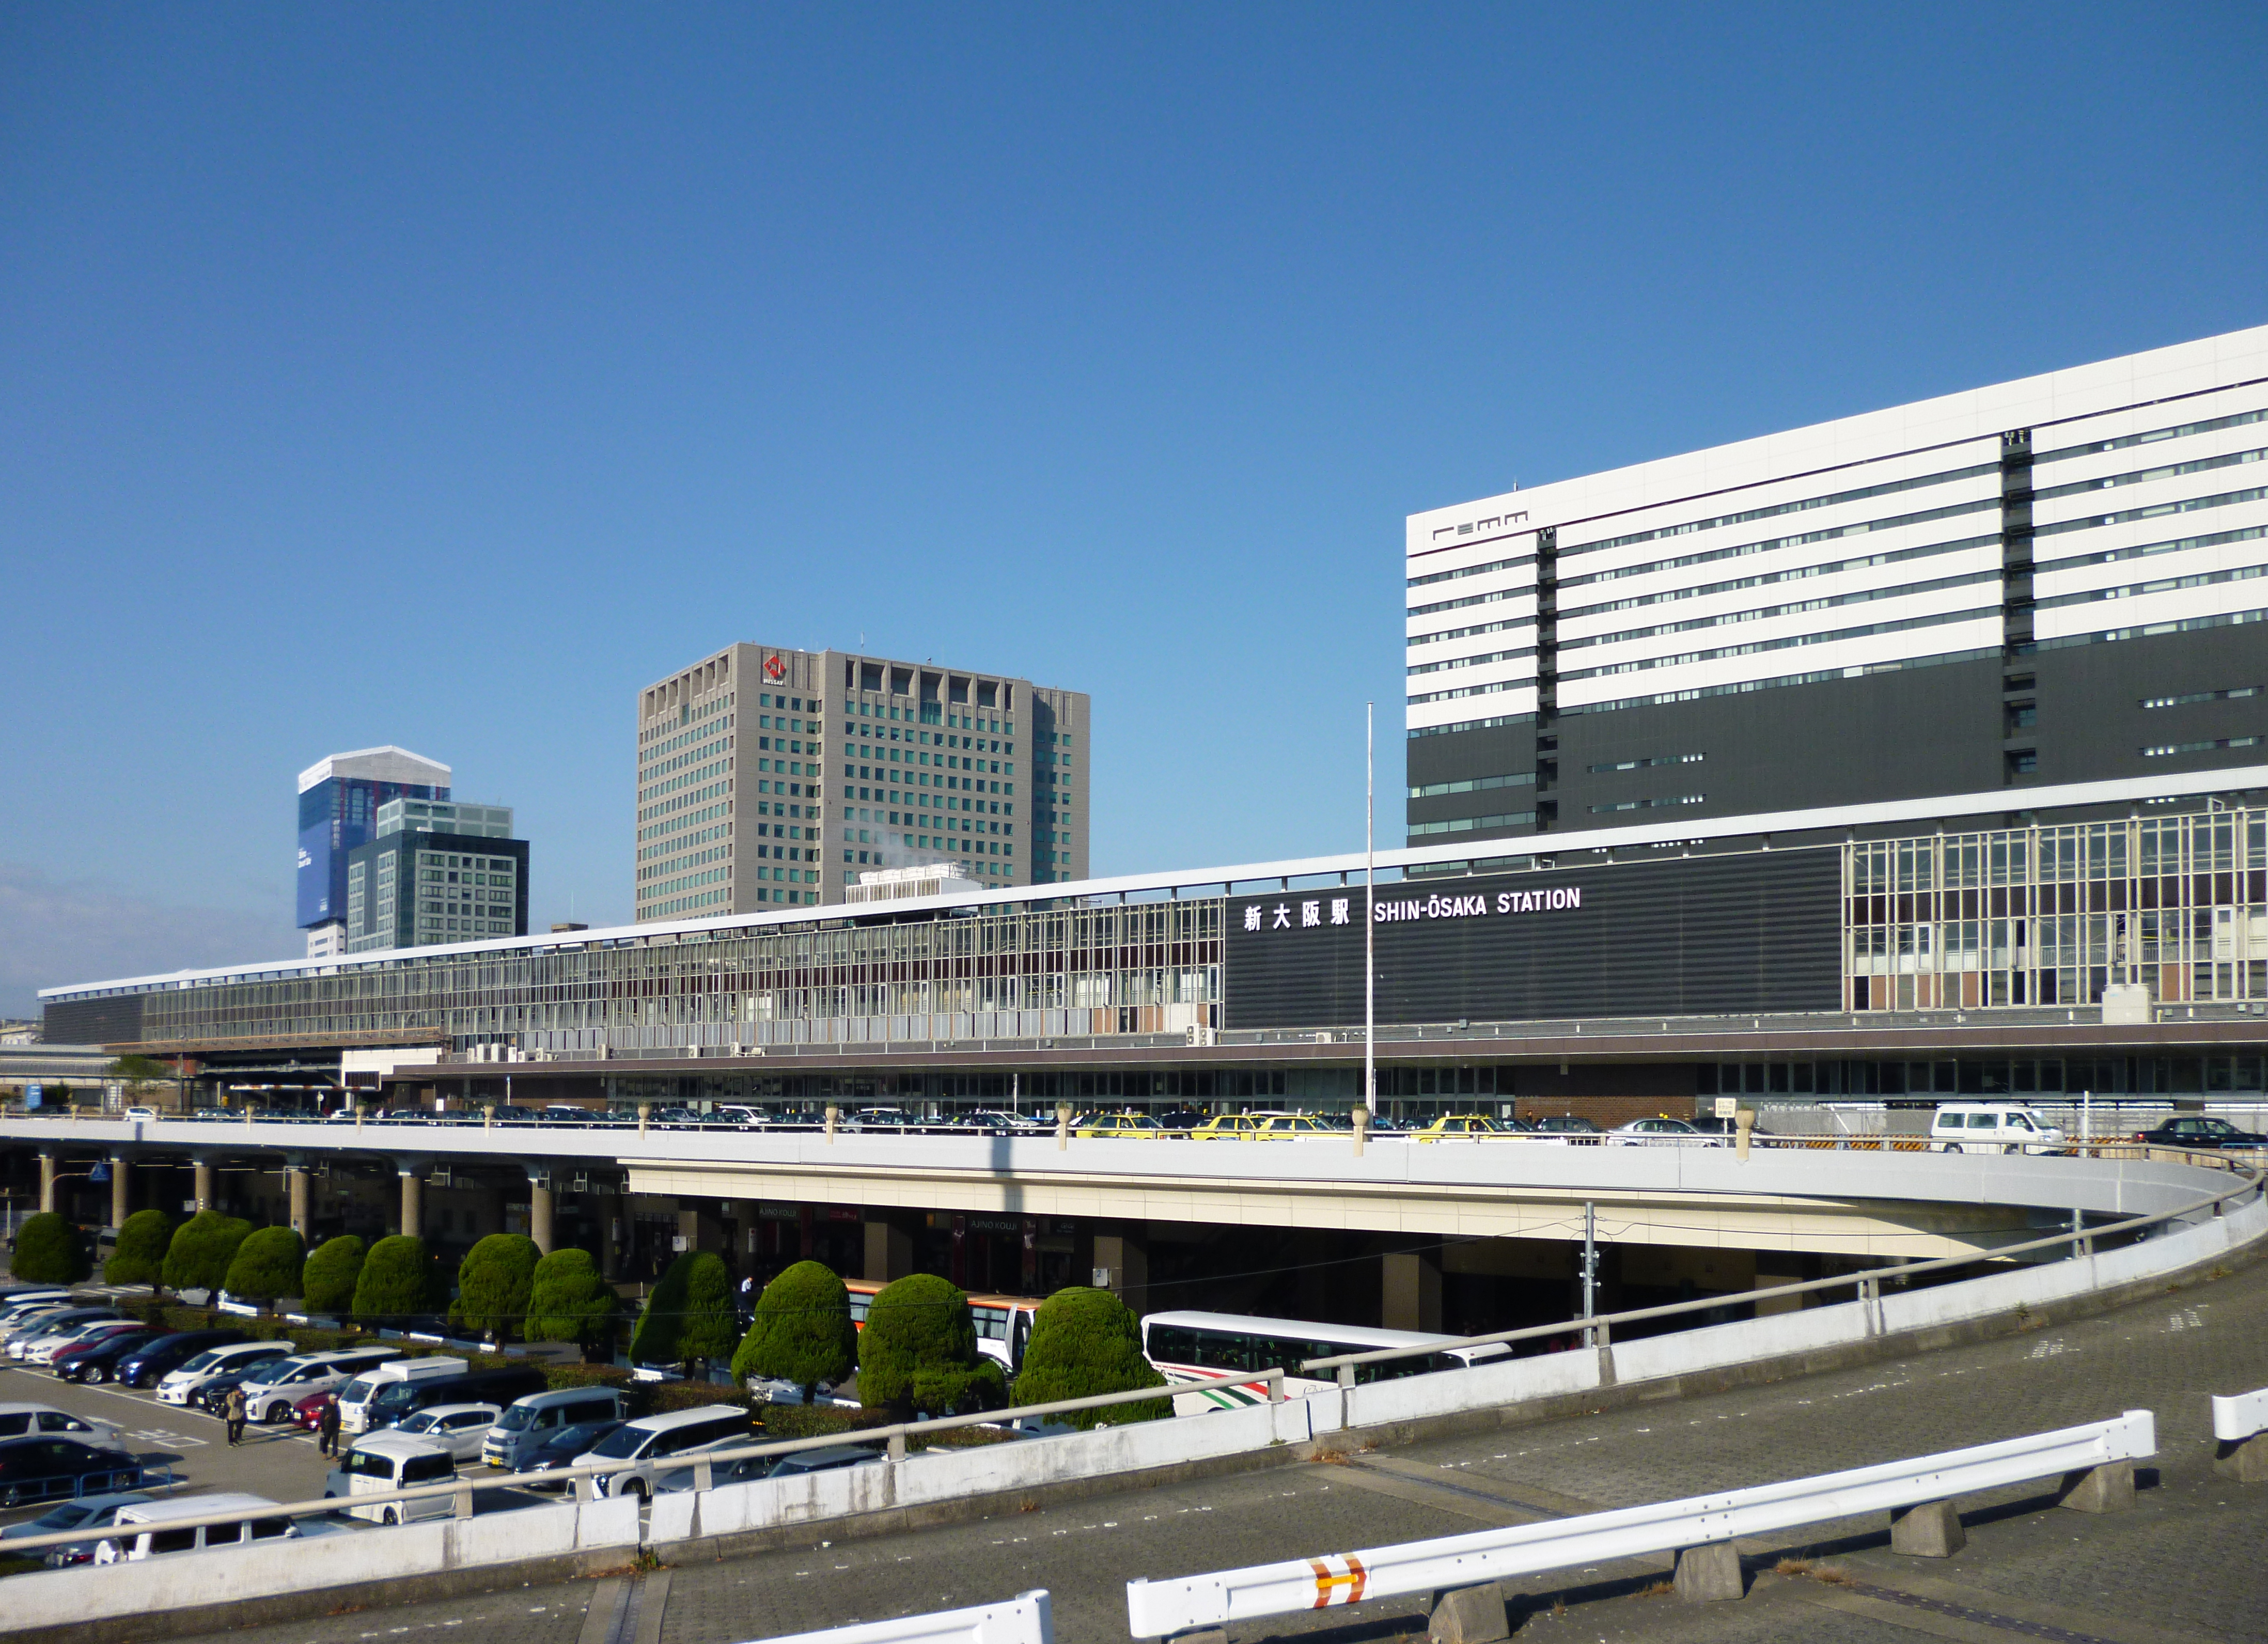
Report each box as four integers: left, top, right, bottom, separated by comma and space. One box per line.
1604, 1117, 1726, 1148
392, 1403, 501, 1462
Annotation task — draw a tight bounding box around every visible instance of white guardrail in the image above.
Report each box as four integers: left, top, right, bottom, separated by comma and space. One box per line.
2210, 1383, 2268, 1444
1125, 1412, 2156, 1639
744, 1590, 1051, 1644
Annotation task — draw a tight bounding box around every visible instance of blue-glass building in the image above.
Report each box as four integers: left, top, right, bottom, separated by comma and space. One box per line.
297, 747, 451, 952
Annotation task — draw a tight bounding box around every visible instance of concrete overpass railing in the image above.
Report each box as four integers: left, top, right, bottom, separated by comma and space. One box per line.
743, 1590, 1053, 1644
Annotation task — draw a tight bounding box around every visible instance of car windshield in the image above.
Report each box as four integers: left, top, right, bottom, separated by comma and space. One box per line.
398, 1413, 437, 1433
178, 1351, 222, 1373
29, 1504, 95, 1530
339, 1377, 380, 1402
587, 1424, 650, 1459
496, 1405, 539, 1432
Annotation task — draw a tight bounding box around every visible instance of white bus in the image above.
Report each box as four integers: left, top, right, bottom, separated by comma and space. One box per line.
1140, 1310, 1509, 1415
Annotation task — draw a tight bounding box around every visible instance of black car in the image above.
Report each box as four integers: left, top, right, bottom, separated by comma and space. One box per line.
190, 1366, 272, 1414
521, 1418, 627, 1484
53, 1329, 164, 1384
0, 1436, 144, 1509
114, 1329, 247, 1390
1532, 1116, 1603, 1136
2132, 1116, 2268, 1150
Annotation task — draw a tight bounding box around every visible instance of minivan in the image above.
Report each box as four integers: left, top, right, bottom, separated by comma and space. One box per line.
326, 1434, 460, 1525
337, 1357, 468, 1435
481, 1386, 631, 1470
1929, 1103, 2068, 1156
237, 1347, 402, 1423
93, 1493, 340, 1561
576, 1405, 752, 1500
362, 1366, 548, 1432
154, 1340, 294, 1405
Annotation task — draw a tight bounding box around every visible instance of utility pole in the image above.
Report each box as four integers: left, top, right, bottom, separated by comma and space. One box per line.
1365, 701, 1376, 1120
1581, 1200, 1598, 1345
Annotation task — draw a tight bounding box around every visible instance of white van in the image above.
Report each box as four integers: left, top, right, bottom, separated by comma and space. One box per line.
1929, 1103, 2068, 1155
575, 1405, 752, 1501
237, 1347, 401, 1423
92, 1493, 332, 1561
155, 1341, 294, 1405
326, 1434, 460, 1525
337, 1357, 468, 1436
481, 1385, 630, 1470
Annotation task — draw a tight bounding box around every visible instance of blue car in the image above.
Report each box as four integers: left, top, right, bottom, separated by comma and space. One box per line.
114, 1329, 245, 1390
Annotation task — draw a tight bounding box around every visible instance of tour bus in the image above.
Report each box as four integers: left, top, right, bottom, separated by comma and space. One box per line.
1140, 1310, 1511, 1415
843, 1280, 1042, 1375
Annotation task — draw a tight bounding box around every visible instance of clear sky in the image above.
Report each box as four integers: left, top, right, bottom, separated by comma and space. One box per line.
3, 5, 2263, 1015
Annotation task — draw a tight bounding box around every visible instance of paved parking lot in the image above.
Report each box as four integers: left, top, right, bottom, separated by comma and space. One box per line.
79, 1256, 2268, 1643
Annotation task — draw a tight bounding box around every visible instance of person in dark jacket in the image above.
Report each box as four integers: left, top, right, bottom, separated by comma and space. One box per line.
316, 1395, 342, 1458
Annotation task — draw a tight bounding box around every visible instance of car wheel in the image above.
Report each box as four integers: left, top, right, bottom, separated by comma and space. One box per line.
382, 1507, 400, 1526
624, 1480, 648, 1504
1, 1487, 19, 1509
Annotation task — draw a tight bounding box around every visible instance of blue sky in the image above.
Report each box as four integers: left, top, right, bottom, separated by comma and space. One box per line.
3, 5, 2263, 1014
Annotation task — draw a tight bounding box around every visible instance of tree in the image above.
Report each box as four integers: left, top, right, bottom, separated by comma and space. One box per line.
161, 1211, 254, 1296
525, 1248, 620, 1349
301, 1235, 366, 1316
629, 1250, 739, 1377
857, 1273, 1005, 1417
352, 1235, 433, 1322
450, 1234, 539, 1342
106, 1055, 174, 1111
1009, 1287, 1171, 1427
731, 1261, 855, 1403
104, 1209, 174, 1294
223, 1226, 305, 1306
11, 1213, 88, 1285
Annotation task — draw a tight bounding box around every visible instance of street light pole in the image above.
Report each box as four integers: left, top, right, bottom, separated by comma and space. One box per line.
1365, 701, 1376, 1119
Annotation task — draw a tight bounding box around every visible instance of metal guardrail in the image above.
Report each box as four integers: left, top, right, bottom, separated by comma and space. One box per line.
1298, 1144, 2265, 1381
1123, 1411, 2157, 1637
0, 1370, 1273, 1558
742, 1589, 1051, 1644
2211, 1382, 2268, 1445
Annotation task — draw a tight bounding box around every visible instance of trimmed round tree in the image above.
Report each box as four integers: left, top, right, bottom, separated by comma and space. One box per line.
352, 1234, 433, 1323
160, 1211, 254, 1296
731, 1261, 855, 1402
11, 1212, 88, 1285
222, 1226, 305, 1307
627, 1251, 693, 1369
857, 1273, 1005, 1417
450, 1233, 540, 1343
628, 1250, 738, 1376
301, 1235, 366, 1316
525, 1248, 620, 1349
1009, 1287, 1170, 1428
104, 1209, 174, 1294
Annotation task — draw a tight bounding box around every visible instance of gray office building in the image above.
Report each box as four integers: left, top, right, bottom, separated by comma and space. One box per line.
635, 645, 1088, 920
345, 799, 529, 953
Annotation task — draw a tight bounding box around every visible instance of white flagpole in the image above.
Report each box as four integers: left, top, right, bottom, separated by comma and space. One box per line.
1366, 701, 1376, 1119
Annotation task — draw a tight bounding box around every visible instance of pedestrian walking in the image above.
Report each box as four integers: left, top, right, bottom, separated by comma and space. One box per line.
223, 1384, 247, 1447
316, 1395, 341, 1458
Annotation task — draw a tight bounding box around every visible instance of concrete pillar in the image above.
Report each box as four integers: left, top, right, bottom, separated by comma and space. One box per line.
398, 1164, 425, 1240
1092, 1227, 1150, 1315
109, 1154, 130, 1229
863, 1214, 914, 1283
38, 1152, 58, 1215
1382, 1248, 1443, 1334
2059, 1461, 2135, 1513
528, 1170, 555, 1256
286, 1163, 311, 1241
192, 1156, 214, 1214
598, 1191, 621, 1280
1889, 1499, 1966, 1557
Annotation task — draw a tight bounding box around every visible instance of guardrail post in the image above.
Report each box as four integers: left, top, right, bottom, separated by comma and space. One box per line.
1266, 1371, 1283, 1405
1672, 1541, 1743, 1602
452, 1482, 474, 1520
887, 1429, 906, 1463
574, 1473, 595, 1502
1426, 1581, 1509, 1642
1593, 1318, 1615, 1387
2216, 1433, 2268, 1483
694, 1457, 712, 1492
1889, 1499, 1966, 1557
2058, 1461, 2136, 1513
825, 1105, 839, 1143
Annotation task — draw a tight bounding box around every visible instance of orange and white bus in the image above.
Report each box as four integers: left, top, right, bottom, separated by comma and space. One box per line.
843, 1280, 1045, 1375
1140, 1310, 1509, 1414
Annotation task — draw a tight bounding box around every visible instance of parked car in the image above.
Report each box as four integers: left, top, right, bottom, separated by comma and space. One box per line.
94, 1493, 346, 1560
53, 1327, 164, 1383
1191, 1113, 1269, 1140
1605, 1117, 1727, 1148
236, 1347, 402, 1423
327, 1436, 459, 1525
575, 1405, 753, 1500
154, 1340, 294, 1406
0, 1404, 122, 1447
0, 1288, 75, 1318
115, 1329, 247, 1389
956, 1109, 1047, 1132
517, 1418, 628, 1485
360, 1366, 547, 1431
292, 1391, 336, 1431
1411, 1114, 1516, 1141
846, 1107, 915, 1130
27, 1320, 149, 1368
2131, 1116, 2268, 1150
0, 1491, 152, 1567
5, 1309, 121, 1356
0, 1435, 144, 1509
761, 1444, 885, 1481
122, 1106, 160, 1123
480, 1386, 631, 1471
337, 1357, 471, 1435
1072, 1110, 1177, 1139
1928, 1103, 2067, 1155
1246, 1114, 1339, 1140
390, 1403, 500, 1462
1532, 1116, 1603, 1137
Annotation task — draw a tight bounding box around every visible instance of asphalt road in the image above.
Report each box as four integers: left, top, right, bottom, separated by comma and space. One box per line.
46, 1256, 2268, 1644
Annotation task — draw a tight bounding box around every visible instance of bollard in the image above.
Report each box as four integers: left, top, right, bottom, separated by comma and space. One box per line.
2059, 1461, 2136, 1513
1735, 1108, 1754, 1161
825, 1105, 839, 1143
1056, 1102, 1072, 1151
1889, 1498, 1966, 1556
1672, 1541, 1743, 1602
1352, 1106, 1368, 1158
1427, 1581, 1508, 1643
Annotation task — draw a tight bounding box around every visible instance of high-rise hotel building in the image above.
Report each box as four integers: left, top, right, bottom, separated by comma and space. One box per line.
1406, 325, 2268, 856
635, 645, 1089, 920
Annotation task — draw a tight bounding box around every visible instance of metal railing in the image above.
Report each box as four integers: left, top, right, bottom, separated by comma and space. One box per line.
743, 1589, 1051, 1644
0, 1369, 1275, 1559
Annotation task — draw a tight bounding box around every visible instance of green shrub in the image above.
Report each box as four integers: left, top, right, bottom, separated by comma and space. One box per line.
104, 1209, 173, 1292
629, 1251, 739, 1374
1009, 1287, 1170, 1427
731, 1261, 855, 1401
11, 1213, 87, 1285
540, 1363, 639, 1397
642, 1382, 758, 1418
160, 1211, 253, 1295
857, 1273, 1005, 1417
223, 1226, 306, 1304
301, 1236, 366, 1316
526, 1249, 620, 1347
352, 1235, 433, 1322
450, 1234, 540, 1342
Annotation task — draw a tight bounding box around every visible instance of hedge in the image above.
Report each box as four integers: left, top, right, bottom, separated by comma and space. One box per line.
352, 1235, 433, 1321
451, 1234, 540, 1341
1008, 1287, 1170, 1427
730, 1261, 855, 1400
104, 1210, 173, 1291
223, 1226, 306, 1304
11, 1213, 87, 1285
301, 1236, 366, 1316
856, 1273, 1005, 1417
525, 1248, 619, 1346
161, 1212, 253, 1295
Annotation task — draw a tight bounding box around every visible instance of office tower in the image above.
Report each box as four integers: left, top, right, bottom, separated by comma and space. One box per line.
344, 799, 528, 952
297, 747, 451, 956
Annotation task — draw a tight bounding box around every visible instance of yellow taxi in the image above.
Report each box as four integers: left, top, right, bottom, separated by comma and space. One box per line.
1072, 1110, 1178, 1139
1192, 1111, 1337, 1140
1411, 1114, 1515, 1142
1190, 1113, 1268, 1140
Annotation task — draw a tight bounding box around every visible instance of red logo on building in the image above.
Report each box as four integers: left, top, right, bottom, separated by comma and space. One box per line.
763, 654, 787, 681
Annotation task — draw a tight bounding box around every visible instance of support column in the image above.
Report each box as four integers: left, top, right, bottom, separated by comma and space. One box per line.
38, 1152, 58, 1215
598, 1190, 621, 1281
862, 1212, 915, 1283
109, 1154, 131, 1229
1091, 1226, 1150, 1316
398, 1162, 426, 1240
192, 1155, 214, 1214
528, 1169, 555, 1256
1382, 1248, 1443, 1334
286, 1161, 311, 1242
